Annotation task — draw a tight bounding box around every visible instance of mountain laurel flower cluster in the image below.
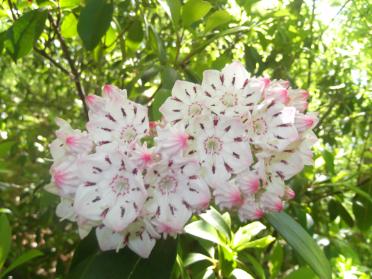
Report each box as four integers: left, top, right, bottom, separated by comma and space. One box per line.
47, 61, 318, 258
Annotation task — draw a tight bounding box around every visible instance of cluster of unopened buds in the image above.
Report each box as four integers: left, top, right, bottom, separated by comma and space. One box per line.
47, 62, 318, 258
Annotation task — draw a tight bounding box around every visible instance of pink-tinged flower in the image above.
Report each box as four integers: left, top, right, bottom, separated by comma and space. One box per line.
238, 199, 264, 221
201, 62, 265, 116
284, 186, 296, 200
159, 80, 209, 133
295, 112, 318, 133
195, 115, 253, 185
102, 84, 128, 102
214, 182, 245, 209
85, 94, 106, 114
234, 172, 261, 196
73, 152, 147, 232
288, 88, 309, 113
50, 156, 81, 196
95, 217, 159, 258
260, 192, 284, 212
145, 159, 210, 237
264, 131, 318, 180
87, 98, 149, 152
50, 118, 93, 160
130, 143, 156, 170
249, 99, 298, 153
154, 123, 190, 158
265, 84, 290, 104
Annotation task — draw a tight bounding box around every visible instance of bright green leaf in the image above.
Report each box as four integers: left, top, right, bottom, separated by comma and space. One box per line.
199, 207, 231, 241
61, 13, 78, 38
184, 220, 223, 245
60, 0, 80, 9
181, 0, 212, 27
0, 214, 11, 269
230, 268, 255, 279
5, 9, 47, 61
266, 212, 332, 279
234, 235, 275, 251
233, 221, 266, 248
268, 242, 283, 278
1, 249, 43, 277
77, 0, 114, 50
205, 10, 233, 32
184, 253, 214, 267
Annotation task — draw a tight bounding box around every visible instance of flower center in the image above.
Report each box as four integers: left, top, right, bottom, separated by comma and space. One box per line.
111, 176, 130, 196
221, 92, 238, 107
120, 125, 137, 143
188, 103, 202, 117
253, 117, 268, 135
204, 136, 223, 155
159, 175, 178, 195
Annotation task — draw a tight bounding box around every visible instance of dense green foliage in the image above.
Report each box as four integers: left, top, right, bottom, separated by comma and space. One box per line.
0, 0, 371, 278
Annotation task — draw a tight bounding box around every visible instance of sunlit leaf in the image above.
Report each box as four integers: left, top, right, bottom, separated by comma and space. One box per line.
61, 13, 78, 38
205, 10, 233, 32
199, 207, 231, 241
181, 0, 212, 27
184, 220, 223, 245
266, 212, 332, 279
184, 253, 214, 267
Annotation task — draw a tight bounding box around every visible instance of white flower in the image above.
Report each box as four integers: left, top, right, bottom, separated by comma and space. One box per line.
86, 91, 148, 153
50, 118, 92, 160
159, 80, 209, 133
195, 115, 253, 185
238, 198, 264, 221
154, 123, 190, 159
96, 217, 159, 258
201, 62, 266, 116
295, 112, 318, 133
249, 98, 298, 153
74, 152, 147, 232
145, 158, 210, 237
50, 156, 81, 196
287, 88, 309, 113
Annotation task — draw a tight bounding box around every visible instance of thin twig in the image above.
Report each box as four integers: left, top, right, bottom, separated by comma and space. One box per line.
34, 48, 70, 75
48, 14, 88, 118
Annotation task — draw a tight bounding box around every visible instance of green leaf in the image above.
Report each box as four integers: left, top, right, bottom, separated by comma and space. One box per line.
77, 0, 113, 50
234, 236, 275, 251
266, 212, 332, 279
160, 66, 178, 90
184, 253, 214, 267
149, 88, 171, 121
205, 10, 233, 32
60, 0, 80, 9
322, 150, 335, 175
0, 249, 43, 277
68, 238, 177, 279
184, 220, 223, 245
199, 207, 231, 241
0, 214, 11, 269
127, 20, 144, 43
284, 266, 317, 279
328, 200, 354, 227
0, 141, 15, 157
61, 13, 78, 38
148, 26, 167, 64
244, 46, 262, 74
268, 242, 283, 278
240, 252, 266, 279
233, 221, 266, 248
159, 0, 181, 26
352, 183, 372, 231
181, 0, 212, 27
5, 9, 47, 61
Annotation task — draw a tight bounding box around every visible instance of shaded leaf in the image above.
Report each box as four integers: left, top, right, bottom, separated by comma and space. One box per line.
1, 249, 43, 277
149, 88, 171, 121
77, 0, 113, 50
0, 214, 11, 269
184, 253, 214, 267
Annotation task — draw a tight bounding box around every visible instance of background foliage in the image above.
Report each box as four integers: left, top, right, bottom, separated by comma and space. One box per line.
0, 0, 371, 278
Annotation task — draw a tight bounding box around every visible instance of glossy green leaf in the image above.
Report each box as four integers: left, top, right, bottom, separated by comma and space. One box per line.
5, 9, 47, 61
159, 0, 181, 26
60, 0, 80, 9
148, 25, 167, 64
77, 0, 113, 50
234, 236, 275, 251
266, 212, 332, 279
199, 207, 231, 240
149, 88, 171, 121
0, 214, 11, 269
184, 220, 223, 245
68, 237, 177, 279
205, 10, 233, 32
268, 242, 283, 278
230, 268, 254, 279
0, 249, 43, 277
181, 0, 212, 27
184, 253, 214, 267
232, 221, 266, 248
61, 13, 78, 38
160, 66, 178, 90
352, 183, 372, 231
240, 252, 266, 279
